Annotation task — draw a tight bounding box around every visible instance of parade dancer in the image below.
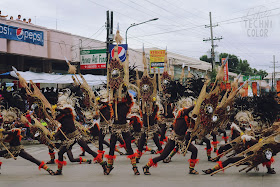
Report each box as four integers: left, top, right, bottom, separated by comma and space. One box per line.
78, 123, 123, 157
105, 26, 140, 175
53, 105, 107, 175
203, 131, 277, 175
0, 108, 54, 175
136, 100, 163, 163
142, 106, 199, 175
47, 143, 92, 165
105, 88, 140, 175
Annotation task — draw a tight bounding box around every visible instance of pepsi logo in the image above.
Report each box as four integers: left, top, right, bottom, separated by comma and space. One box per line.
110, 46, 126, 62
16, 28, 23, 40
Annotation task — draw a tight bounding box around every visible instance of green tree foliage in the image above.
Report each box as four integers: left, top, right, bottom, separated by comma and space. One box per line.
200, 53, 268, 79
200, 55, 211, 63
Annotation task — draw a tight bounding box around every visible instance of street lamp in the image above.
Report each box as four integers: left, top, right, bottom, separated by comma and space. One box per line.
125, 18, 159, 44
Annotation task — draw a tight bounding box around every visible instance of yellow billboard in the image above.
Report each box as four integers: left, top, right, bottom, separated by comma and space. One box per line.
150, 50, 165, 72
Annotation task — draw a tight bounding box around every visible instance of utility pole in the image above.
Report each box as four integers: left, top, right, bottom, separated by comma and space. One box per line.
203, 12, 223, 72
270, 55, 278, 91
106, 11, 114, 75
106, 10, 110, 64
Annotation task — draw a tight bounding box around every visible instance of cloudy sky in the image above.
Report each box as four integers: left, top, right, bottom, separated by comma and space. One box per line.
1, 0, 280, 73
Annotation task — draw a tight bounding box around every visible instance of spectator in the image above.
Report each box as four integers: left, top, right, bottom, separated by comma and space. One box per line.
16, 14, 21, 21
10, 16, 13, 20
23, 18, 27, 23
28, 18, 32, 23
0, 10, 8, 18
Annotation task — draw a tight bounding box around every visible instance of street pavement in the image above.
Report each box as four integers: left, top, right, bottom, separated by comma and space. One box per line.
0, 135, 280, 187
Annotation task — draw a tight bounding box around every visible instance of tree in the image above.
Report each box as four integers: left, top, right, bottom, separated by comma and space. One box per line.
256, 70, 268, 79
219, 53, 239, 72
200, 55, 211, 63
199, 53, 268, 80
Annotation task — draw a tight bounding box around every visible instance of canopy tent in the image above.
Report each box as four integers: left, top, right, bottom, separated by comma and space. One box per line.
0, 71, 107, 86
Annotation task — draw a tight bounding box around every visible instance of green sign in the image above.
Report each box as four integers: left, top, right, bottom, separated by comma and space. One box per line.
80, 49, 107, 69
243, 75, 262, 81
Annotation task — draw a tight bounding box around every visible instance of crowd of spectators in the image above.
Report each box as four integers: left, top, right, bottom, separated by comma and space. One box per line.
0, 10, 32, 23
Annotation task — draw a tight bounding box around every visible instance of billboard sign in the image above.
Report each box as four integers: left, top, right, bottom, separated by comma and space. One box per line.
243, 75, 262, 81
150, 50, 165, 73
80, 49, 107, 69
109, 44, 128, 62
0, 23, 44, 46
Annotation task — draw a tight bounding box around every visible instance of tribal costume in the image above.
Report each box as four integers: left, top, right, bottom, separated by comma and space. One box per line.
159, 103, 175, 143
143, 106, 199, 175
47, 142, 92, 165
0, 126, 53, 175
203, 129, 277, 175
53, 107, 107, 175
0, 107, 54, 175
136, 101, 162, 163
78, 123, 123, 157
105, 91, 140, 175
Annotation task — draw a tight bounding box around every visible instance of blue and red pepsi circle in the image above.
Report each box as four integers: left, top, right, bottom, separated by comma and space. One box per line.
16, 28, 23, 40
110, 45, 127, 62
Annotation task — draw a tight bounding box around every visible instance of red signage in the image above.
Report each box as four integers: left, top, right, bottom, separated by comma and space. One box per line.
80, 64, 106, 70
277, 80, 280, 97
222, 58, 229, 82
252, 82, 258, 96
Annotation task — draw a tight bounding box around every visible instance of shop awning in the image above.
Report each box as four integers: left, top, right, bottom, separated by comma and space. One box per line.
0, 71, 106, 86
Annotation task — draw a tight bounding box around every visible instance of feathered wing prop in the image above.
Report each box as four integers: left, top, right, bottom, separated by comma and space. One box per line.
115, 23, 123, 44
211, 129, 280, 176
79, 73, 96, 109
12, 68, 58, 130
158, 68, 163, 92
125, 51, 140, 100
71, 76, 79, 86
210, 58, 227, 93
65, 56, 77, 74
170, 65, 174, 80
30, 80, 54, 116
179, 65, 185, 84
12, 66, 32, 95
217, 89, 229, 108
232, 74, 241, 91
191, 78, 210, 117
187, 66, 193, 79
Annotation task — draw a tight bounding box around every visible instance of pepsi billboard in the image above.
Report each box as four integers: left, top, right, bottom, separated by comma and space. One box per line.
109, 44, 128, 62
0, 23, 44, 46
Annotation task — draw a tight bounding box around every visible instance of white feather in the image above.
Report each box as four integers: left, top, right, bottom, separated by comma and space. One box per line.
230, 122, 241, 132
241, 134, 255, 142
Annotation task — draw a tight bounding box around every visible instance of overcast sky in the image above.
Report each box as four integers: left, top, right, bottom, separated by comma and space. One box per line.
1, 0, 280, 73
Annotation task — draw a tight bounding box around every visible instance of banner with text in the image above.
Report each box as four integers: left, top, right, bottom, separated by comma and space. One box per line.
0, 23, 44, 46
243, 75, 262, 81
222, 58, 229, 82
80, 49, 107, 69
150, 50, 165, 73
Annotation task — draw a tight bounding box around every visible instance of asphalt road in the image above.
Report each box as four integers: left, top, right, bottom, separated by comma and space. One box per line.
0, 135, 280, 187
